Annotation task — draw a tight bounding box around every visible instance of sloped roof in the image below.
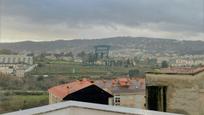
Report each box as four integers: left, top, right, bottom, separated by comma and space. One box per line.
95, 77, 145, 94
48, 77, 145, 99
48, 79, 93, 99
118, 78, 130, 87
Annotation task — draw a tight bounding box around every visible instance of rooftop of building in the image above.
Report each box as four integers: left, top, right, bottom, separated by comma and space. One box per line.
48, 78, 93, 98
48, 77, 145, 98
147, 66, 204, 75
0, 54, 32, 57
4, 101, 182, 115
95, 77, 145, 94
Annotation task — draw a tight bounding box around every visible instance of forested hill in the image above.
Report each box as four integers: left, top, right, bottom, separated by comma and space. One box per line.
1, 37, 204, 55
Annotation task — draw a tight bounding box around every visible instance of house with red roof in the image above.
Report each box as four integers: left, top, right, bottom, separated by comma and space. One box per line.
48, 79, 113, 104
48, 77, 146, 109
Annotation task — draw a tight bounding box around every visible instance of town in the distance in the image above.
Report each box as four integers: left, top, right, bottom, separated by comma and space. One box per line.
1, 37, 204, 115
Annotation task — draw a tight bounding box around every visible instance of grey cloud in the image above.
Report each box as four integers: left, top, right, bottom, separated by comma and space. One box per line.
1, 0, 204, 40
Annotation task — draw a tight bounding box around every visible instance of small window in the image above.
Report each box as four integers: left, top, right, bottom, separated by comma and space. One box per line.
2, 57, 6, 63
8, 57, 11, 63
18, 57, 21, 63
114, 96, 120, 106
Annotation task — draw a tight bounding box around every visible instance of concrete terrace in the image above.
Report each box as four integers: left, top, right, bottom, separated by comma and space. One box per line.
4, 101, 182, 115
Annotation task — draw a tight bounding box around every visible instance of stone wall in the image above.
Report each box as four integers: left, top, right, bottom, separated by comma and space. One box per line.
49, 93, 62, 104
146, 72, 204, 115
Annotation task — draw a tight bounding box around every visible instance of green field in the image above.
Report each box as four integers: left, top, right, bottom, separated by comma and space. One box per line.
31, 63, 121, 76
30, 61, 152, 77
0, 94, 48, 114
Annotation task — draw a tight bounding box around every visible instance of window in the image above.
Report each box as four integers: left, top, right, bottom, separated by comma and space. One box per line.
8, 57, 11, 63
114, 96, 120, 106
18, 57, 21, 63
23, 58, 26, 63
13, 57, 16, 63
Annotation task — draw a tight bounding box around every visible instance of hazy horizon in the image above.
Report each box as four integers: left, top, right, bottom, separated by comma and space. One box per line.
1, 36, 204, 43
0, 0, 204, 42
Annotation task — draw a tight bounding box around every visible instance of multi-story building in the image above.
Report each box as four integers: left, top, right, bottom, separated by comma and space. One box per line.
0, 55, 33, 65
0, 55, 34, 77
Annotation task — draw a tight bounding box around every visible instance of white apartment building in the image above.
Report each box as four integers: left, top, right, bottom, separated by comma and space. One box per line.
0, 55, 33, 65
0, 55, 34, 77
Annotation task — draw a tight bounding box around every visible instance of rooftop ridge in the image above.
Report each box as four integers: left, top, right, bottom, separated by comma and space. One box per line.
147, 66, 204, 75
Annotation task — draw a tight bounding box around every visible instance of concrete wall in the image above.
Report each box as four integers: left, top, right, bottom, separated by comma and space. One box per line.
5, 101, 181, 115
146, 72, 204, 115
196, 71, 204, 115
49, 93, 62, 104
199, 90, 204, 115
110, 93, 145, 109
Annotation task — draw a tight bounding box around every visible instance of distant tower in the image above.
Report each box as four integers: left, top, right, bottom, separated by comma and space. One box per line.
94, 45, 111, 60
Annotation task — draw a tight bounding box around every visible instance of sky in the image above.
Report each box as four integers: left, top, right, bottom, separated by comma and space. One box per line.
0, 0, 204, 42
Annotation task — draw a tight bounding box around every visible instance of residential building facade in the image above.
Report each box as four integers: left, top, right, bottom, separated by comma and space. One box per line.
0, 55, 34, 77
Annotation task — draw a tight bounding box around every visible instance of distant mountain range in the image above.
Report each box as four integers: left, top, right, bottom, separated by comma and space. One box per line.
1, 37, 204, 55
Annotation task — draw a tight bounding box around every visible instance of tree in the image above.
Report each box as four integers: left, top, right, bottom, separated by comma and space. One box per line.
77, 51, 86, 58
65, 52, 74, 58
128, 69, 140, 77
0, 49, 17, 55
147, 58, 157, 65
87, 52, 96, 65
161, 61, 169, 68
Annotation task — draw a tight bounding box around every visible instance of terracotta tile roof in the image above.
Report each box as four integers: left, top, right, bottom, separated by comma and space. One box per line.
48, 77, 146, 99
157, 67, 204, 75
118, 78, 130, 87
48, 79, 93, 99
95, 77, 145, 94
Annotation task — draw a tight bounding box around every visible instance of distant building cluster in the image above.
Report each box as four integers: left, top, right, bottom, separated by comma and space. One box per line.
146, 54, 204, 67
0, 55, 33, 65
0, 55, 34, 77
170, 58, 204, 67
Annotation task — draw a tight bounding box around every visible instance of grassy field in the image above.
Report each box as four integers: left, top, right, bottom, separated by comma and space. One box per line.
30, 61, 152, 77
31, 63, 118, 76
0, 94, 48, 114
31, 63, 106, 75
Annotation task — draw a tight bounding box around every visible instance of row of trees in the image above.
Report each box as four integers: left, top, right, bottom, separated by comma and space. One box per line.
0, 73, 72, 90
0, 49, 17, 55
128, 69, 144, 77
77, 51, 170, 68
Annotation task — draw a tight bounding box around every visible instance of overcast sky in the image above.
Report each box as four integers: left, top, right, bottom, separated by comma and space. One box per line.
0, 0, 204, 42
